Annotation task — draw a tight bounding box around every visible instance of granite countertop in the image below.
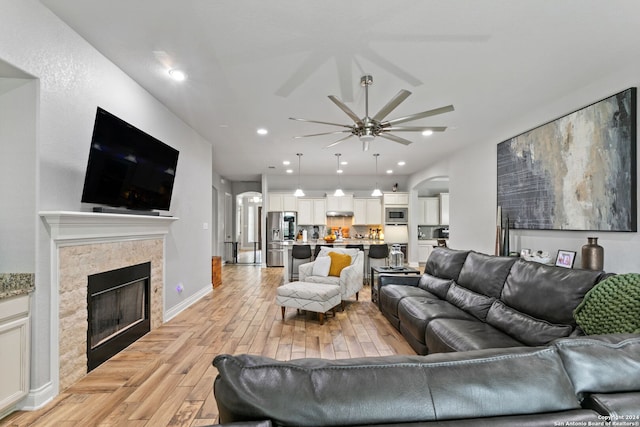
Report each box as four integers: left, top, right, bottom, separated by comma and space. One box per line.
280, 239, 386, 246
0, 273, 35, 299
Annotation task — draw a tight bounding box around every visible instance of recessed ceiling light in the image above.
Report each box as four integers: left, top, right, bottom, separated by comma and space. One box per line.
168, 69, 186, 81
386, 169, 393, 174
219, 124, 229, 128
422, 130, 433, 136
397, 161, 406, 166
286, 169, 293, 174
257, 128, 268, 135
337, 169, 343, 174
341, 161, 348, 165
283, 160, 290, 165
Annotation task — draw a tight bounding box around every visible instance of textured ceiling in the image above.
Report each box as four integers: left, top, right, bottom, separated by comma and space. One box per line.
40, 0, 640, 182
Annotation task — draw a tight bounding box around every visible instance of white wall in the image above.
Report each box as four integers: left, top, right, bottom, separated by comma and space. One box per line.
0, 0, 212, 407
411, 63, 640, 274
0, 78, 37, 272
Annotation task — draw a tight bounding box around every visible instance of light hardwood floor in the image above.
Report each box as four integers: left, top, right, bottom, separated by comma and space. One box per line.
1, 264, 415, 427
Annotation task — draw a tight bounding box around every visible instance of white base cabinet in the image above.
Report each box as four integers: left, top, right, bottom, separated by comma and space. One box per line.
418, 242, 434, 265
0, 294, 30, 416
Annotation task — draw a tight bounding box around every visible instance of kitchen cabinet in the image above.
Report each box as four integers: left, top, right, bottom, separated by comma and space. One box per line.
326, 194, 353, 212
297, 198, 326, 225
439, 193, 450, 225
418, 242, 434, 264
353, 198, 382, 225
418, 197, 440, 225
268, 192, 298, 212
0, 294, 30, 415
383, 192, 409, 206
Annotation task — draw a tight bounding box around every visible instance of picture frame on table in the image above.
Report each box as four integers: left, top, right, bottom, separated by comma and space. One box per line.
555, 250, 576, 268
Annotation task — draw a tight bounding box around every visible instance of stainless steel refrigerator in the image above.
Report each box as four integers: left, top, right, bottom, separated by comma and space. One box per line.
266, 211, 297, 267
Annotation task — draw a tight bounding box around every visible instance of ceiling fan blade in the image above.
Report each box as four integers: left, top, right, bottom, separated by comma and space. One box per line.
324, 134, 354, 148
328, 95, 363, 126
289, 117, 353, 129
372, 89, 412, 122
379, 133, 414, 146
294, 130, 352, 139
384, 105, 455, 126
384, 126, 447, 132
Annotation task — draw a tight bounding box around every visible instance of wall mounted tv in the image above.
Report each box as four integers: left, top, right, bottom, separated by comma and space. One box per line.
81, 107, 179, 212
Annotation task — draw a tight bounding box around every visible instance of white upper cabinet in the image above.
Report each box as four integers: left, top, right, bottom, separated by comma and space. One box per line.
298, 198, 327, 225
326, 194, 354, 212
268, 192, 298, 212
418, 197, 440, 225
353, 198, 382, 225
383, 192, 409, 206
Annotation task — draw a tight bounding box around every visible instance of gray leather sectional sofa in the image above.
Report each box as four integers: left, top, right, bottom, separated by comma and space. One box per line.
378, 247, 607, 355
213, 334, 640, 426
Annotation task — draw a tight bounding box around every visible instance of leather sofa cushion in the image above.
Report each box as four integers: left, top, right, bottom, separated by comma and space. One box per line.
213, 346, 580, 426
379, 285, 437, 319
426, 318, 523, 353
456, 252, 516, 298
445, 283, 495, 321
417, 274, 453, 300
425, 247, 469, 281
501, 259, 603, 325
398, 297, 474, 346
554, 334, 640, 395
485, 300, 573, 346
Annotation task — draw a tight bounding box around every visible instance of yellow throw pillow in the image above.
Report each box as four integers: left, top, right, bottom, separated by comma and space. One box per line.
328, 252, 352, 277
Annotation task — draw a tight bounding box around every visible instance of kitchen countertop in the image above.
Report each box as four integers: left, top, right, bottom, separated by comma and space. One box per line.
0, 273, 35, 299
280, 239, 387, 246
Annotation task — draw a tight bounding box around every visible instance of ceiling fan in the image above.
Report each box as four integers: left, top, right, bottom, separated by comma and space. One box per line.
290, 75, 454, 151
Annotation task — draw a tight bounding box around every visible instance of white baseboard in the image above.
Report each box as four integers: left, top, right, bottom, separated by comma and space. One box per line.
164, 284, 212, 322
16, 381, 55, 411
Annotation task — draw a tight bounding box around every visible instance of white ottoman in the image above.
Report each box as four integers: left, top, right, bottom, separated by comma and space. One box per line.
276, 281, 341, 325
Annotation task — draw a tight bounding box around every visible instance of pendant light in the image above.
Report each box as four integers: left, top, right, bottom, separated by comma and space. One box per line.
293, 153, 305, 197
333, 153, 345, 197
371, 153, 382, 197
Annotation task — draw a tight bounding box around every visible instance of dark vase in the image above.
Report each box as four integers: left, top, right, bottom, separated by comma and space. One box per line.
502, 217, 510, 256
581, 237, 604, 270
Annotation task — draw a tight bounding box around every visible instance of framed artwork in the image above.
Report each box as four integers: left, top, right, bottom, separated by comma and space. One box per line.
497, 87, 637, 231
555, 250, 576, 268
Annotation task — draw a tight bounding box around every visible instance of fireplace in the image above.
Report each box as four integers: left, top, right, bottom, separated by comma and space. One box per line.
87, 262, 151, 371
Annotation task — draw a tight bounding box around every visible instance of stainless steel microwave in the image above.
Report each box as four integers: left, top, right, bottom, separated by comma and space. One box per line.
385, 207, 408, 224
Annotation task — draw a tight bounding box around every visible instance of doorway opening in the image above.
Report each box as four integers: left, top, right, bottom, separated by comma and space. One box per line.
235, 191, 262, 264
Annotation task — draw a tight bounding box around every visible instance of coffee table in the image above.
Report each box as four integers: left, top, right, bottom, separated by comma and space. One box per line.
370, 266, 421, 304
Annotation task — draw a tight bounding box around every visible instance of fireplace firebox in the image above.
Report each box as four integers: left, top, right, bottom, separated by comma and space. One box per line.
87, 262, 151, 371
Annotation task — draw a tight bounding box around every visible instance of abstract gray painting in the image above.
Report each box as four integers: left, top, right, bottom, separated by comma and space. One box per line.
497, 88, 636, 231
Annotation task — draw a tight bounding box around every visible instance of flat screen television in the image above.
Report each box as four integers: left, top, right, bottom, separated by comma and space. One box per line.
81, 107, 179, 211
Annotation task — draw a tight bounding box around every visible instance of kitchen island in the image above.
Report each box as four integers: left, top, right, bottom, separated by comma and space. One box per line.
280, 239, 386, 283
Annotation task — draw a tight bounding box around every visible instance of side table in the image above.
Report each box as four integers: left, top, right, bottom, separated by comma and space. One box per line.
370, 266, 421, 304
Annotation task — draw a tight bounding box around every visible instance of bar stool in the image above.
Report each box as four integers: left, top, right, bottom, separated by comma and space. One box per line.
366, 244, 389, 285
313, 244, 333, 259
290, 245, 312, 281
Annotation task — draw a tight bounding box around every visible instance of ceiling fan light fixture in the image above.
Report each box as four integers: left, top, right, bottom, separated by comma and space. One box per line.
422, 130, 434, 136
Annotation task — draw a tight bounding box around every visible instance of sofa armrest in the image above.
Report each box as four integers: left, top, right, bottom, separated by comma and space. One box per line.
379, 274, 421, 288
582, 392, 640, 416
298, 261, 314, 282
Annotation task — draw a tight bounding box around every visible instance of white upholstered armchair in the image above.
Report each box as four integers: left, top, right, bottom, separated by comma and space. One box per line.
298, 247, 364, 302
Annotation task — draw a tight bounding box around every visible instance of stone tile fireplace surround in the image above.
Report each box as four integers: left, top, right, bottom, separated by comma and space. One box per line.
41, 211, 177, 391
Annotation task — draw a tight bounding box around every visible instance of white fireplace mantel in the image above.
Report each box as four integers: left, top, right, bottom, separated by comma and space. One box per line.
35, 210, 178, 405
40, 211, 178, 242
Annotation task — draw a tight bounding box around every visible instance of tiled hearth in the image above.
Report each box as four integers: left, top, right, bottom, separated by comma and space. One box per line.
40, 211, 177, 392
